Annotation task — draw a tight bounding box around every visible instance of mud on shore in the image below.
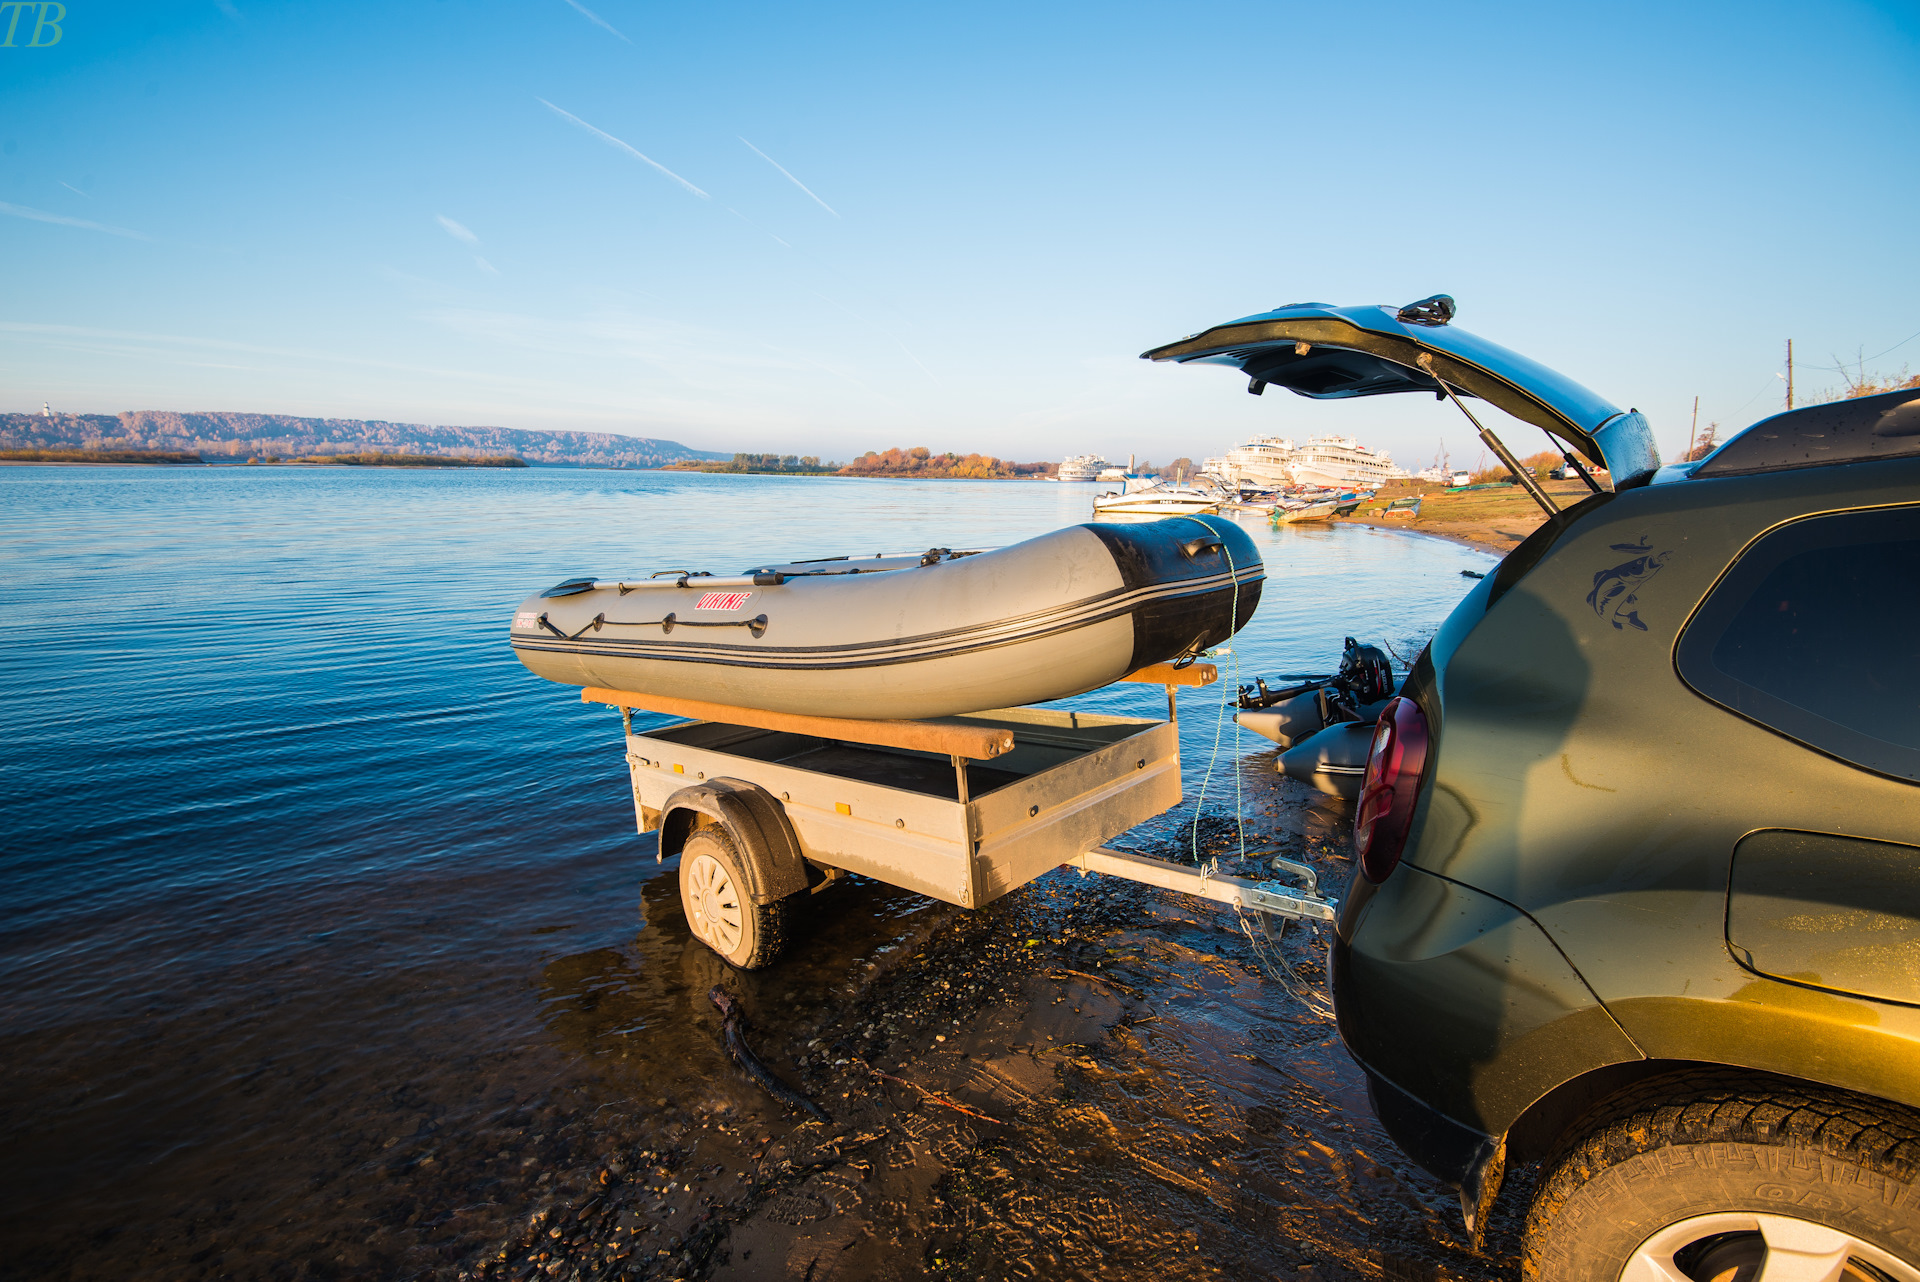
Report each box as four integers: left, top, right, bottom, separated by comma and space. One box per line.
453, 776, 1527, 1282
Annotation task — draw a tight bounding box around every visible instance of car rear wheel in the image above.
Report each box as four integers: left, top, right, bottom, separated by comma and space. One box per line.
678, 827, 786, 970
1523, 1076, 1920, 1282
1621, 1211, 1916, 1280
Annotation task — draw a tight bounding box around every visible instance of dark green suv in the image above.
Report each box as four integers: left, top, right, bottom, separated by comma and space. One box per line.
1148, 301, 1920, 1281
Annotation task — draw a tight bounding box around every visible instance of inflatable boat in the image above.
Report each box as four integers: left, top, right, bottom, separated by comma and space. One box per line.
1236, 639, 1398, 799
509, 515, 1264, 721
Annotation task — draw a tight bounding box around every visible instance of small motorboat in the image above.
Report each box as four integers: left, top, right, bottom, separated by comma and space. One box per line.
1272, 499, 1339, 524
1091, 476, 1227, 517
510, 516, 1264, 721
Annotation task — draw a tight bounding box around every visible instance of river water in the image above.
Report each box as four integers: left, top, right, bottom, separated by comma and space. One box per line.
0, 467, 1499, 1281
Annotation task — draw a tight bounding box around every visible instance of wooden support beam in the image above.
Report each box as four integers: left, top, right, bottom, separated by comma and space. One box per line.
580, 687, 1015, 760
1118, 661, 1218, 688
588, 660, 1215, 759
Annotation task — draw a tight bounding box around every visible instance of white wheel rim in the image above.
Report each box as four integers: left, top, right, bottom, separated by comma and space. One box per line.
1620, 1210, 1920, 1282
685, 851, 743, 955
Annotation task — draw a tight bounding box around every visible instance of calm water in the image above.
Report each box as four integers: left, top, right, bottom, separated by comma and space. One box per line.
0, 467, 1490, 1279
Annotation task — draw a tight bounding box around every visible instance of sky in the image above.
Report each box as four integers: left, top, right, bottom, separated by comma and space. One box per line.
2, 0, 1917, 467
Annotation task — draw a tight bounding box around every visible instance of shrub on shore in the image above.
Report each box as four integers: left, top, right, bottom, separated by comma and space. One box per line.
292, 453, 527, 467
0, 448, 205, 464
839, 447, 1052, 479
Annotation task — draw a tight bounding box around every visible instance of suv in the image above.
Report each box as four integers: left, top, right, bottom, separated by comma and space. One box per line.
1147, 301, 1920, 1281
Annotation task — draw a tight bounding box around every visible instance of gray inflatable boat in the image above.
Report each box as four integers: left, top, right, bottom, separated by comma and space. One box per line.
509, 515, 1263, 721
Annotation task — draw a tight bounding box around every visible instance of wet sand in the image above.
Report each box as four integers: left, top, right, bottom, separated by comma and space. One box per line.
2, 774, 1527, 1282
459, 771, 1525, 1282
1332, 514, 1527, 556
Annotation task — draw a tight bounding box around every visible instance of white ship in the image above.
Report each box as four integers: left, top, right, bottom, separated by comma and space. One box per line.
1219, 436, 1300, 489
1289, 435, 1408, 488
1217, 434, 1407, 490
1054, 454, 1108, 482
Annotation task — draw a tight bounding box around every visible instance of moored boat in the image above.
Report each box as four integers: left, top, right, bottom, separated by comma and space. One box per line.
1272, 499, 1339, 524
1234, 638, 1399, 798
1092, 475, 1229, 517
510, 516, 1264, 720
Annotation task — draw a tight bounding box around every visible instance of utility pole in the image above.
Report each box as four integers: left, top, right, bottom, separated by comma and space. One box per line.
1786, 340, 1795, 411
1687, 395, 1699, 461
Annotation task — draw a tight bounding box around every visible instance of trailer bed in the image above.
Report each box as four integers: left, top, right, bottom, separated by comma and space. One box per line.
584, 670, 1334, 970
625, 706, 1178, 908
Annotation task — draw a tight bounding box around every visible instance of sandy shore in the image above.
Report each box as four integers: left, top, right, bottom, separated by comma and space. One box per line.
1331, 514, 1522, 555
1324, 478, 1602, 556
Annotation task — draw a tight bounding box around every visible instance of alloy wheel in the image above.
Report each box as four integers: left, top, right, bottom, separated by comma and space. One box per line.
1622, 1212, 1918, 1282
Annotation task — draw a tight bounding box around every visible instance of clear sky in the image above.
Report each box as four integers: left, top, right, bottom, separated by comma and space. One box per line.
3, 0, 1917, 467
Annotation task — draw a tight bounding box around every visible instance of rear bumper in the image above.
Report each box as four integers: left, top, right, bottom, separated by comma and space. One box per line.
1331, 862, 1643, 1182
1358, 1061, 1490, 1187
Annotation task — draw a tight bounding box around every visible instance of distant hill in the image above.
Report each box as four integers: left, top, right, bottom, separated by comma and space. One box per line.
0, 410, 730, 468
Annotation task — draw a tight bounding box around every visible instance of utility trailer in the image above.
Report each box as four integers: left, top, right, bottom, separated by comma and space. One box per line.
584, 664, 1337, 969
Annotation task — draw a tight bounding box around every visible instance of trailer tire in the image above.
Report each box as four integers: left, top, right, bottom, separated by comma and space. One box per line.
679, 827, 787, 970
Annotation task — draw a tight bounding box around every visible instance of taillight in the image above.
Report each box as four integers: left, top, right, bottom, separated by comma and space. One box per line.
1354, 696, 1431, 883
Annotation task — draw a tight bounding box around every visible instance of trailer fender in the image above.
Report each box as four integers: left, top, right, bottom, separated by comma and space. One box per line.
657, 780, 809, 905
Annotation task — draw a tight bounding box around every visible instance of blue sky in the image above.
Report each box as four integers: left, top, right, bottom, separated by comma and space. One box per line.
2, 0, 1917, 467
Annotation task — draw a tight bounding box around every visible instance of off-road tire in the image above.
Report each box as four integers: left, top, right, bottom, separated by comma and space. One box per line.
1523, 1071, 1920, 1281
677, 827, 787, 970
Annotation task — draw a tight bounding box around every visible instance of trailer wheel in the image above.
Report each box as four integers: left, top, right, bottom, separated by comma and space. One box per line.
678, 827, 787, 969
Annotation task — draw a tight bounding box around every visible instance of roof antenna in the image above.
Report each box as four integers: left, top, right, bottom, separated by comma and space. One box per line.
1417, 353, 1560, 517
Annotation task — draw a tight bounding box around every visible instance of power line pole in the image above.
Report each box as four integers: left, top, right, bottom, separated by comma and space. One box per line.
1786, 340, 1795, 411
1687, 395, 1699, 461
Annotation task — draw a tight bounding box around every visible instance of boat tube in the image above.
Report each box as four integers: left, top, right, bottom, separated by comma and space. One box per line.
1236, 638, 1396, 748
509, 516, 1263, 721
1279, 721, 1377, 799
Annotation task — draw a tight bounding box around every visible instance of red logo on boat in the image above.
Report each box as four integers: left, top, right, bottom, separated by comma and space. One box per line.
693, 591, 752, 612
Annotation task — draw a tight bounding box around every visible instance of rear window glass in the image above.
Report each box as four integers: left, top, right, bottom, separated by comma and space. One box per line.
1676, 505, 1920, 783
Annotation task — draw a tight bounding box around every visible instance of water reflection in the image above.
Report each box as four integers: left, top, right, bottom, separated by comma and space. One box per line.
534, 869, 959, 1121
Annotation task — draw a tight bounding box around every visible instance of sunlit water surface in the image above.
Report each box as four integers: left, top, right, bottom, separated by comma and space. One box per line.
0, 467, 1491, 1278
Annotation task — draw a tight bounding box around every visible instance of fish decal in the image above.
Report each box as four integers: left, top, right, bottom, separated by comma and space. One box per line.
1586, 538, 1670, 632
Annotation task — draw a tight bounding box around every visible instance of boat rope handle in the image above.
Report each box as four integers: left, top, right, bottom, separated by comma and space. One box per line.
655, 613, 770, 638
541, 612, 770, 639
539, 612, 616, 640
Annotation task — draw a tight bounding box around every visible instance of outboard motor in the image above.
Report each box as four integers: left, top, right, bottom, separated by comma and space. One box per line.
1275, 639, 1403, 798
1236, 638, 1406, 798
1339, 637, 1395, 704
